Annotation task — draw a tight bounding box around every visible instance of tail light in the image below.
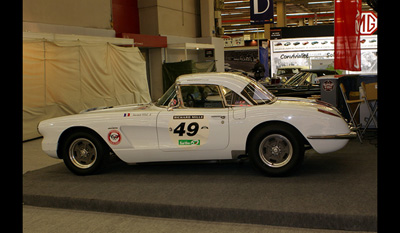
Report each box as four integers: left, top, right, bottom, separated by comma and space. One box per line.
318, 108, 341, 118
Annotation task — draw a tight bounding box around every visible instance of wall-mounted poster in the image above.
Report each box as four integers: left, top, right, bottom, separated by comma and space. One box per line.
270, 35, 377, 75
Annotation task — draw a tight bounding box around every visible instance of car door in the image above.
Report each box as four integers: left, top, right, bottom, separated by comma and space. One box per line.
157, 84, 229, 152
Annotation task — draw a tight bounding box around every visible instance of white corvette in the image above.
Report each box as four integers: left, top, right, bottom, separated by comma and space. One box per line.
38, 73, 356, 176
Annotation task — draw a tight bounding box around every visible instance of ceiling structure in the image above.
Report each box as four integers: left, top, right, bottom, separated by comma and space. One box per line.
221, 0, 377, 36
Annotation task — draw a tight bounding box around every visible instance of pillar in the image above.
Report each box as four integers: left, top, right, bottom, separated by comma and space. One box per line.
200, 0, 215, 37
276, 0, 287, 27
264, 23, 271, 39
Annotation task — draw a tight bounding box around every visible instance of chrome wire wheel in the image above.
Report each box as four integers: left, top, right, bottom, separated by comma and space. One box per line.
68, 138, 97, 169
258, 134, 293, 168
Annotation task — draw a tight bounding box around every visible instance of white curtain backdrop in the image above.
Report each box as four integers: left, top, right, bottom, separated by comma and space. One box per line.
23, 39, 151, 140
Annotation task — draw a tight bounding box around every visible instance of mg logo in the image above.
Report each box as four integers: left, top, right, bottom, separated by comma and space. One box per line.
360, 11, 377, 35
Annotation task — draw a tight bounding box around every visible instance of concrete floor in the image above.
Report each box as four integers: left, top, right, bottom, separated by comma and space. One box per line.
24, 205, 372, 233
23, 138, 375, 233
23, 138, 62, 174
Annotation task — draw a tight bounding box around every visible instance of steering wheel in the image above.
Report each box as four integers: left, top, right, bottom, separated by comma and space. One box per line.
186, 94, 195, 107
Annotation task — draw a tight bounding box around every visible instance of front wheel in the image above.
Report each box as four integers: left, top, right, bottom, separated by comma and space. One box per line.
60, 131, 107, 175
248, 125, 305, 176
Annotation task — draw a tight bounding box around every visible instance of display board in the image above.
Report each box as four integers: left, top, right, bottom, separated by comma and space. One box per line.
223, 36, 244, 47
270, 35, 377, 75
23, 40, 151, 140
224, 49, 258, 73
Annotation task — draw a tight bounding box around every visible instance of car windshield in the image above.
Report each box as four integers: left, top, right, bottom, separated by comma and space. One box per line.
156, 84, 177, 107
284, 72, 313, 86
241, 79, 277, 105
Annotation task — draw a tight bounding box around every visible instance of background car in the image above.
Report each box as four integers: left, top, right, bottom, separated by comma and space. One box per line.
274, 66, 308, 84
264, 69, 339, 98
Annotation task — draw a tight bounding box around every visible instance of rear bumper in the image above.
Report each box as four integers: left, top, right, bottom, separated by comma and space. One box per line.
307, 131, 357, 140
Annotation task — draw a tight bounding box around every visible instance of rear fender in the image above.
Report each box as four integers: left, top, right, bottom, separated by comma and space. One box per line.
245, 120, 308, 154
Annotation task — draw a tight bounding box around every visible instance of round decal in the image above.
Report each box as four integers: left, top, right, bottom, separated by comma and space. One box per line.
168, 115, 209, 149
108, 130, 121, 145
322, 80, 334, 92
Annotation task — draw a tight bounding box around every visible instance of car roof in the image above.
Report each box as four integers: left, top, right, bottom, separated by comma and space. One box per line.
317, 74, 378, 80
278, 66, 308, 69
301, 69, 338, 73
176, 72, 251, 93
299, 69, 338, 76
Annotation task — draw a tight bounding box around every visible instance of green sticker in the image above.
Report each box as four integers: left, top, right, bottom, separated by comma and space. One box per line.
178, 140, 200, 146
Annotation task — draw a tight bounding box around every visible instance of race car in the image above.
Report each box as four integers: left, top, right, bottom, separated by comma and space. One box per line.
38, 72, 356, 176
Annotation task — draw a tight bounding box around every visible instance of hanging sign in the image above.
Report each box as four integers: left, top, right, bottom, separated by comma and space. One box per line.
250, 0, 274, 25
334, 0, 362, 71
360, 11, 377, 35
270, 29, 282, 39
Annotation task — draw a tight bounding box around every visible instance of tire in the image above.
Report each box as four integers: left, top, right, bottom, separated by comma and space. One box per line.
248, 125, 305, 176
60, 131, 107, 175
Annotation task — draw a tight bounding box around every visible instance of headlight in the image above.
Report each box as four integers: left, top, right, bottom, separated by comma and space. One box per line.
37, 122, 42, 135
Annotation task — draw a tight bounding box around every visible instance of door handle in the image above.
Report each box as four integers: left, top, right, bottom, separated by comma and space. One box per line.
211, 115, 226, 119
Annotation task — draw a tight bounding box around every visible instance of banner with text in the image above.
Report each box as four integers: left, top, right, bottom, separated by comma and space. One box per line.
334, 0, 362, 71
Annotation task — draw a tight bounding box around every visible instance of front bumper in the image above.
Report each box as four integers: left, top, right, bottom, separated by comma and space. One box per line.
307, 131, 357, 140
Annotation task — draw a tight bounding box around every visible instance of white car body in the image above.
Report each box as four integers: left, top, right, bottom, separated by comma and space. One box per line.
38, 73, 355, 172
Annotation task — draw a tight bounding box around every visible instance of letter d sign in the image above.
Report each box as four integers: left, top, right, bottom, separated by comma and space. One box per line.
253, 0, 270, 14
250, 0, 274, 25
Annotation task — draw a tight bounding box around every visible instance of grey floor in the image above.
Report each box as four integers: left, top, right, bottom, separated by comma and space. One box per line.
23, 138, 376, 233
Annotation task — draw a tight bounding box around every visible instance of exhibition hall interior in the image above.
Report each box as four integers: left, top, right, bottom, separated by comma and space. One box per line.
22, 0, 379, 232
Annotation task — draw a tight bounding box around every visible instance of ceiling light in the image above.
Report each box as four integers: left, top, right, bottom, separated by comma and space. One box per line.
224, 31, 245, 34
241, 28, 260, 31
318, 11, 334, 14
308, 1, 333, 4
224, 1, 247, 4
221, 12, 244, 16
286, 12, 314, 16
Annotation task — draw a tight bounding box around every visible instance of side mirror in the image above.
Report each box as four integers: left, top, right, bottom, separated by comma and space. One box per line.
167, 83, 182, 111
167, 98, 179, 111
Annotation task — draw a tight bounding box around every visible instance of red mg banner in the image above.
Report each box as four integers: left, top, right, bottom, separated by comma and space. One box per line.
334, 0, 362, 71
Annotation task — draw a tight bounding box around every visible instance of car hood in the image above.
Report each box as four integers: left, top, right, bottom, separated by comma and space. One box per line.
39, 103, 159, 129
277, 96, 316, 102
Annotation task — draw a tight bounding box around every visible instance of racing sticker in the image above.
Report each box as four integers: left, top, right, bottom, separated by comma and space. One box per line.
322, 80, 334, 92
168, 115, 209, 149
108, 130, 121, 145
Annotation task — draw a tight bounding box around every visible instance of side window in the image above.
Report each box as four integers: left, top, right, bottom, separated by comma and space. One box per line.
180, 85, 224, 108
221, 86, 250, 107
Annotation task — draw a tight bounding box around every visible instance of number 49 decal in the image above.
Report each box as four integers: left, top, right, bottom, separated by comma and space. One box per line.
173, 122, 199, 136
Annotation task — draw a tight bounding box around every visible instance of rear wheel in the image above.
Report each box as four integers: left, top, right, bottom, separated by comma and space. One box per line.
60, 131, 107, 175
249, 125, 305, 176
